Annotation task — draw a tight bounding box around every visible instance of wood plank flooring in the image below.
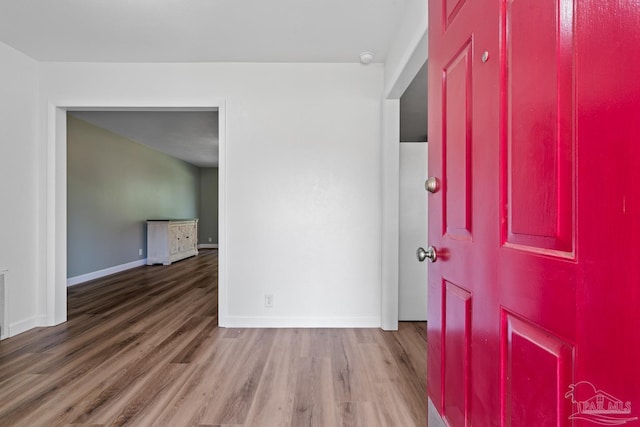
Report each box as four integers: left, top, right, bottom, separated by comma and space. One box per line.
0, 250, 427, 426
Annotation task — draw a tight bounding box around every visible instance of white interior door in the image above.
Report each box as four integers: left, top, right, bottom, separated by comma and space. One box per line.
399, 142, 428, 321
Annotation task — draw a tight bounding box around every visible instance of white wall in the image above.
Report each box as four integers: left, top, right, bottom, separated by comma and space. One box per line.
38, 62, 384, 327
380, 0, 428, 330
399, 143, 428, 320
384, 0, 428, 99
381, 99, 401, 330
0, 42, 41, 335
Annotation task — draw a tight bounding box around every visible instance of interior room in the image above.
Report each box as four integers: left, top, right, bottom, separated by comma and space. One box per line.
0, 1, 430, 425
66, 110, 220, 285
2, 0, 636, 425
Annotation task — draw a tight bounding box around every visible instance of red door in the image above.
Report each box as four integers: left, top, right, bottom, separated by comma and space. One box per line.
427, 0, 640, 425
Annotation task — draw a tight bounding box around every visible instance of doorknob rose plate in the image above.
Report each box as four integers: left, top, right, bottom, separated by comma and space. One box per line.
425, 177, 440, 193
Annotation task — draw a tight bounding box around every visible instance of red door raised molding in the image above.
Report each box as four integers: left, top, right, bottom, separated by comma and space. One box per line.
427, 0, 640, 425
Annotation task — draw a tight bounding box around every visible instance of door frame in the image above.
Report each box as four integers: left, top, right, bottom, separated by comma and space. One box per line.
381, 32, 428, 330
44, 101, 228, 326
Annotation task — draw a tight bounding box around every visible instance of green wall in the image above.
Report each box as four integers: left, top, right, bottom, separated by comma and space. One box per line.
199, 168, 219, 245
67, 115, 201, 278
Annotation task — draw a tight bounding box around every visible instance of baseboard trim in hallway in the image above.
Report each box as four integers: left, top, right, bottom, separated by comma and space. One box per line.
67, 258, 148, 287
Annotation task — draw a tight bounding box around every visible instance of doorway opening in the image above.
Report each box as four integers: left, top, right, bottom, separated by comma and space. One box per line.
45, 103, 227, 327
381, 30, 428, 330
398, 60, 428, 321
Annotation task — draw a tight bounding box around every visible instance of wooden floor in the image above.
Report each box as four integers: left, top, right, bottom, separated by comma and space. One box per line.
0, 250, 427, 426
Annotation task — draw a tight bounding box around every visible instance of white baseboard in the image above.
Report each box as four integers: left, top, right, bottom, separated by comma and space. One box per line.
67, 259, 147, 287
9, 315, 48, 338
222, 316, 380, 328
0, 270, 7, 340
198, 243, 218, 249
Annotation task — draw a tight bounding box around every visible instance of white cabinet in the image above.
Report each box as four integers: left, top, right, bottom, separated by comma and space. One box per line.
146, 219, 199, 265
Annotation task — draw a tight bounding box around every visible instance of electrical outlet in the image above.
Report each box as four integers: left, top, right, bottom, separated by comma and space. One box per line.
265, 294, 273, 308
139, 248, 143, 256
208, 237, 212, 242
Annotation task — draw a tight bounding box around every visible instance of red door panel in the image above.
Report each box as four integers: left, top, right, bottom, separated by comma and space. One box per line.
503, 312, 574, 426
443, 280, 472, 426
443, 41, 473, 239
427, 0, 640, 425
505, 0, 574, 253
446, 0, 470, 30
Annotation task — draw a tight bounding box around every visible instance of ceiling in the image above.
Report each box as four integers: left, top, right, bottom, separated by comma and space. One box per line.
2, 1, 426, 162
70, 111, 219, 168
0, 0, 409, 63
